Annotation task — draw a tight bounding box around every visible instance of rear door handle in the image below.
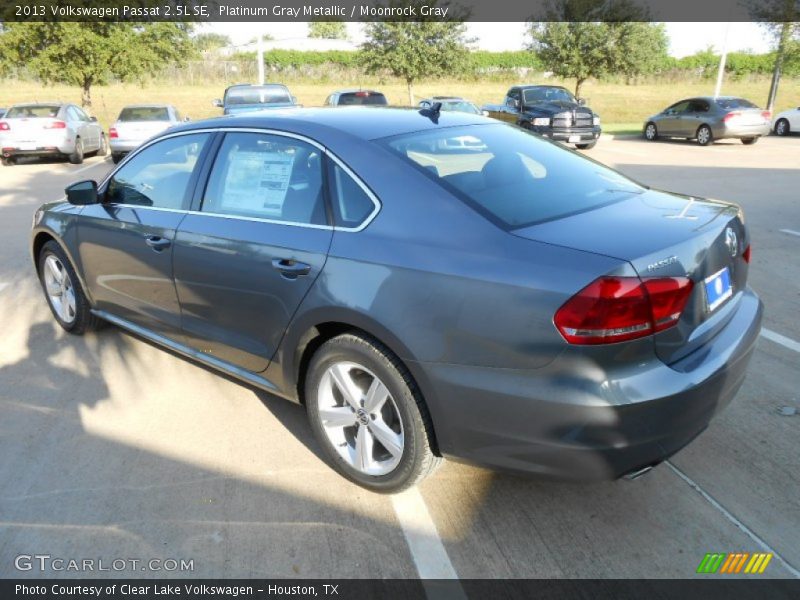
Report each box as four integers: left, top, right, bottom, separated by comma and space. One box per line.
272, 258, 311, 278
144, 235, 171, 251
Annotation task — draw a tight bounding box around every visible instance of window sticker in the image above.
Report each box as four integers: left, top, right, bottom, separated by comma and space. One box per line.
221, 150, 295, 216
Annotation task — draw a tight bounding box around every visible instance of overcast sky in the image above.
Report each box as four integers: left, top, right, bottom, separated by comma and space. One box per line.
203, 22, 774, 56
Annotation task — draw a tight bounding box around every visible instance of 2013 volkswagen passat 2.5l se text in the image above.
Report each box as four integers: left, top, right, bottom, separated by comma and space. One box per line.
31, 108, 762, 492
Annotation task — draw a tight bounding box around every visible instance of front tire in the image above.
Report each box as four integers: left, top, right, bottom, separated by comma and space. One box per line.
111, 152, 124, 164
38, 241, 100, 334
96, 134, 108, 157
68, 139, 84, 164
741, 137, 759, 145
696, 125, 713, 146
305, 333, 441, 493
576, 141, 597, 150
644, 122, 658, 141
774, 119, 790, 136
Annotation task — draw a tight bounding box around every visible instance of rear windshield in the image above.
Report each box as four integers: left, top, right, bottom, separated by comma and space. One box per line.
441, 101, 480, 114
118, 107, 171, 121
382, 124, 643, 229
225, 86, 291, 105
715, 98, 759, 110
523, 88, 576, 104
337, 92, 388, 106
6, 105, 61, 118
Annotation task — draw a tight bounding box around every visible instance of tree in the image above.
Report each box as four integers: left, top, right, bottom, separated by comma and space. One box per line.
360, 1, 473, 104
193, 32, 231, 52
308, 21, 348, 40
0, 23, 195, 107
747, 0, 799, 110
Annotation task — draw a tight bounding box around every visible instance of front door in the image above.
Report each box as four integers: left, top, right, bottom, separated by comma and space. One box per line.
659, 100, 691, 136
76, 132, 213, 336
173, 131, 333, 372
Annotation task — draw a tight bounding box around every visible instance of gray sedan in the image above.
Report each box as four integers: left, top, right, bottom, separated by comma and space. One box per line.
109, 104, 185, 164
644, 96, 771, 145
31, 108, 762, 492
0, 103, 106, 165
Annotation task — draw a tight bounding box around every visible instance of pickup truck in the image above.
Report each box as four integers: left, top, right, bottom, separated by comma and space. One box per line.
483, 85, 601, 149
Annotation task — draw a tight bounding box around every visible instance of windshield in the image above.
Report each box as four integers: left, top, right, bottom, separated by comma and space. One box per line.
225, 86, 292, 106
715, 98, 759, 110
523, 88, 576, 105
338, 92, 388, 106
118, 107, 171, 121
382, 124, 643, 229
6, 105, 61, 118
441, 101, 480, 114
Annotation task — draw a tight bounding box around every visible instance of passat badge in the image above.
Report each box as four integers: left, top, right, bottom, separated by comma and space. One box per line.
647, 255, 678, 272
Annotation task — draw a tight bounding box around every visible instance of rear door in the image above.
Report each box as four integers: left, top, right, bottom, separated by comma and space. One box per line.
684, 99, 711, 134
172, 130, 333, 373
77, 132, 214, 336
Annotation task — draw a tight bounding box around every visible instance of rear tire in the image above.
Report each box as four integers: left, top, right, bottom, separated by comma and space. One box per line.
1, 156, 15, 166
305, 333, 442, 493
696, 125, 713, 146
68, 139, 84, 164
774, 119, 790, 136
741, 137, 759, 145
111, 153, 123, 165
576, 141, 597, 150
38, 241, 100, 334
644, 122, 658, 141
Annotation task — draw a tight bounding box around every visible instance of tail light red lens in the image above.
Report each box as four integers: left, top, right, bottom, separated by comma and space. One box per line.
723, 112, 741, 123
0, 122, 9, 131
554, 276, 693, 345
109, 127, 118, 138
761, 111, 771, 120
44, 121, 67, 129
742, 244, 751, 263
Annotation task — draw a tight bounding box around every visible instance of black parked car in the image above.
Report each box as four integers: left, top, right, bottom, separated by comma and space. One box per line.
32, 108, 761, 492
484, 85, 601, 149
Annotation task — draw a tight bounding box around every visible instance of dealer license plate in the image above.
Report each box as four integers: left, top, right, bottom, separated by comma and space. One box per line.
704, 267, 733, 312
568, 135, 581, 143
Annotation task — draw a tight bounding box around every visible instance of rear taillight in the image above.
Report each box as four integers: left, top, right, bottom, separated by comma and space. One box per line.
761, 111, 771, 120
109, 127, 118, 138
44, 121, 66, 129
356, 91, 369, 97
0, 122, 9, 131
743, 244, 751, 263
723, 112, 741, 123
554, 276, 693, 345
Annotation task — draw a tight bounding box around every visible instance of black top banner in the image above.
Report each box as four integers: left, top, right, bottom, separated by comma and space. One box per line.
2, 0, 799, 23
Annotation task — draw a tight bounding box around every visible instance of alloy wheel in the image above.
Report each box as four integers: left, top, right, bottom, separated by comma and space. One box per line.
645, 124, 656, 140
43, 255, 77, 324
317, 361, 404, 476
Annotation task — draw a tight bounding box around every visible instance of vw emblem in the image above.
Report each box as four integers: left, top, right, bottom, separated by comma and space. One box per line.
725, 227, 738, 257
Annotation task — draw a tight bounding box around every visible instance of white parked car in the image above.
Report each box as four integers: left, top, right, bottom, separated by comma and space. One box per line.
0, 103, 106, 166
109, 104, 186, 164
772, 105, 800, 136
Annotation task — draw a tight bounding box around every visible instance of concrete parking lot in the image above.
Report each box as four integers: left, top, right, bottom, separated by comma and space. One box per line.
0, 135, 798, 581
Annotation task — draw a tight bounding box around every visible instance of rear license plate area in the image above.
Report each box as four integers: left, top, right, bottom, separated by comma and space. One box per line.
704, 267, 733, 312
568, 135, 581, 143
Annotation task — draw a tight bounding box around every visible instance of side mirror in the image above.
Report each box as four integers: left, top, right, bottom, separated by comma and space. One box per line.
577, 97, 587, 106
65, 180, 98, 206
212, 99, 223, 108
481, 110, 490, 117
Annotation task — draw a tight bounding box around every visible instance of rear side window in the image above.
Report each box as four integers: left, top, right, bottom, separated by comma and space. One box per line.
382, 124, 643, 229
327, 161, 377, 229
202, 132, 327, 226
119, 107, 171, 121
337, 92, 388, 106
715, 98, 758, 110
106, 133, 210, 209
6, 105, 60, 118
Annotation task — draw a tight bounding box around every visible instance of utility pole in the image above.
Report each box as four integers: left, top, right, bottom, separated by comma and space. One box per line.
766, 22, 792, 112
713, 23, 730, 98
257, 34, 265, 85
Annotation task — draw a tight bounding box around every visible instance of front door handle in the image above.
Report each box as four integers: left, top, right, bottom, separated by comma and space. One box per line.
272, 258, 311, 279
144, 235, 171, 251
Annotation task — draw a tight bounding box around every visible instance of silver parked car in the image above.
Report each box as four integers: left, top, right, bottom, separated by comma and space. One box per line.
109, 104, 186, 164
0, 103, 106, 165
644, 96, 771, 146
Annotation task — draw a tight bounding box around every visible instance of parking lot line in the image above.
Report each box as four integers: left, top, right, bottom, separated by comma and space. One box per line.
391, 488, 462, 586
779, 229, 800, 238
761, 328, 800, 354
666, 461, 800, 578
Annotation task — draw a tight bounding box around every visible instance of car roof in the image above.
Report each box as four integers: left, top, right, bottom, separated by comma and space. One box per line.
120, 104, 174, 109
169, 107, 489, 142
9, 102, 66, 107
332, 89, 384, 94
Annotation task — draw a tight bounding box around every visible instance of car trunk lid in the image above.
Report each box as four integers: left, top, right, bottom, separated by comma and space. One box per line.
112, 120, 171, 142
512, 190, 750, 364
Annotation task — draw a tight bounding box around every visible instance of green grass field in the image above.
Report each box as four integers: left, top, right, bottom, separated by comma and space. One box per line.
3, 76, 798, 131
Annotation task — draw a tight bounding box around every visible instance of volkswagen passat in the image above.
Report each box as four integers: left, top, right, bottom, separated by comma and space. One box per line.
31, 108, 762, 492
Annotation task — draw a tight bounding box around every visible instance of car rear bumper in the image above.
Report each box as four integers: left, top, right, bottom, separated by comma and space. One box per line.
416, 286, 762, 481
533, 126, 602, 144
2, 146, 66, 158
109, 140, 143, 153
716, 123, 771, 139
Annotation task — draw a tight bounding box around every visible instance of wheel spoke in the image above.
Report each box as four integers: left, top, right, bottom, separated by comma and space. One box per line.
369, 418, 403, 458
65, 288, 76, 318
329, 363, 361, 409
319, 406, 357, 429
363, 377, 389, 413
355, 425, 374, 472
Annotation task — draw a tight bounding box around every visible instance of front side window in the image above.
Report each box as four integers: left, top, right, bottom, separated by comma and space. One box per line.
382, 124, 643, 229
327, 161, 377, 229
202, 132, 326, 226
106, 133, 210, 209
